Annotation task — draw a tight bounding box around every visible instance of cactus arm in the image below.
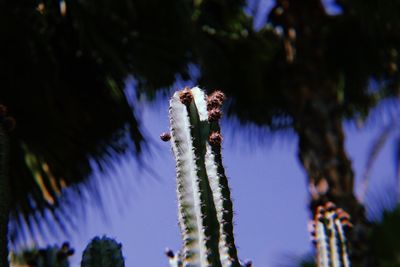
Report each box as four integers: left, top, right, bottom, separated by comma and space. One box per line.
204, 92, 240, 266
189, 87, 223, 266
170, 90, 208, 266
204, 143, 240, 267
315, 216, 330, 267
335, 213, 350, 267
326, 211, 341, 267
204, 144, 240, 267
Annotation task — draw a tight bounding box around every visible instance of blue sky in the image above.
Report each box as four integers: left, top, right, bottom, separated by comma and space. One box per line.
37, 88, 396, 267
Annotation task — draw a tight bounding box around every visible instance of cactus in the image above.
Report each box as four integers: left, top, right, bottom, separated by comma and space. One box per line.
166, 87, 353, 267
81, 236, 125, 267
8, 87, 354, 267
309, 202, 352, 267
166, 87, 248, 267
11, 237, 126, 267
10, 242, 74, 267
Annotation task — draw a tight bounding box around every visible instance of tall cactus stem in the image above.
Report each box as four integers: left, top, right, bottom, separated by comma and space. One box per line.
189, 88, 222, 266
205, 91, 240, 267
169, 87, 242, 267
170, 88, 206, 265
170, 87, 221, 266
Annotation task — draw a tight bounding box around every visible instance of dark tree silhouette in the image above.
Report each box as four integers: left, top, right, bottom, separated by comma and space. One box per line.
189, 1, 400, 266
0, 1, 196, 264
1, 0, 400, 266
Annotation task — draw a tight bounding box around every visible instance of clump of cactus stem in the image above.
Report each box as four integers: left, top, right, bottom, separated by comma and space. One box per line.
11, 236, 125, 267
166, 86, 251, 267
165, 87, 352, 267
309, 202, 352, 267
6, 87, 353, 267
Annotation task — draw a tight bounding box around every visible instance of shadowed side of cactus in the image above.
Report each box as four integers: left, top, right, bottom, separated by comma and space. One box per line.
310, 202, 352, 267
10, 242, 74, 267
81, 236, 125, 267
166, 87, 249, 267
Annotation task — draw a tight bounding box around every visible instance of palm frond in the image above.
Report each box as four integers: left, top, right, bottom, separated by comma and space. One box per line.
0, 0, 195, 246
360, 125, 394, 202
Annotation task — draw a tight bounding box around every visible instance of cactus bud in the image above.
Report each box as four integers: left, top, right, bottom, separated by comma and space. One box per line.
160, 132, 171, 142
179, 87, 193, 105
208, 109, 222, 122
209, 132, 223, 147
207, 91, 225, 110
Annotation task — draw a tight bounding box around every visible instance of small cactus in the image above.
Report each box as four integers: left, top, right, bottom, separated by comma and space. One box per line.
10, 242, 74, 267
310, 202, 352, 267
167, 87, 246, 267
81, 236, 125, 267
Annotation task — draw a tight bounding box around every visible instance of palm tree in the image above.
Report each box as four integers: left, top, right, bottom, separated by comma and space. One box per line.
0, 0, 192, 264
186, 0, 400, 265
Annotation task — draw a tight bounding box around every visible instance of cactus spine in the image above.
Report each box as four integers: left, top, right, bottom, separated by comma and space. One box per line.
167, 87, 243, 267
81, 236, 125, 267
310, 202, 352, 267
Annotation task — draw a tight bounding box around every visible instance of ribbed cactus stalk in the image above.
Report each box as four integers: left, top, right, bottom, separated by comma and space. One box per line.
310, 202, 352, 267
10, 242, 74, 267
167, 87, 247, 267
81, 236, 125, 267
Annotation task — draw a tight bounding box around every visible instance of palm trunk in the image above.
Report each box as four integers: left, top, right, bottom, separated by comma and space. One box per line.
0, 123, 10, 267
291, 80, 369, 266
294, 80, 368, 266
292, 81, 357, 213
271, 0, 371, 265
